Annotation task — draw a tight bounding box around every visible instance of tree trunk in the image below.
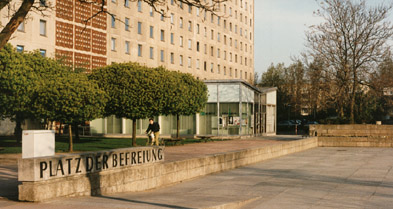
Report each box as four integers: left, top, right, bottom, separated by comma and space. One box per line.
0, 0, 34, 50
68, 124, 73, 152
176, 114, 180, 139
14, 119, 22, 144
132, 119, 136, 147
73, 124, 80, 142
350, 71, 357, 124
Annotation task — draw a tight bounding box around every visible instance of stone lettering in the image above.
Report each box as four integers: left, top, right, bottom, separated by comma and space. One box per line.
158, 148, 163, 160
95, 155, 101, 170
56, 160, 64, 176
131, 151, 136, 164
125, 152, 130, 165
103, 154, 109, 169
137, 151, 142, 164
40, 161, 47, 178
76, 158, 82, 173
120, 153, 124, 166
66, 158, 72, 174
113, 153, 118, 167
86, 156, 94, 172
152, 149, 157, 161
49, 161, 55, 177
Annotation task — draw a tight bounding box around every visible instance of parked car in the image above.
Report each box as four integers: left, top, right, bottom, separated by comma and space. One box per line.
277, 120, 296, 131
303, 121, 319, 133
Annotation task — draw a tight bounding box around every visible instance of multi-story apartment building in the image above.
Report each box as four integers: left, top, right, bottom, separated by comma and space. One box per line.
3, 0, 254, 81
1, 0, 277, 136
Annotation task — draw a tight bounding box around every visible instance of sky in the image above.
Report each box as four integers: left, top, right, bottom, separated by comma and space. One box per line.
254, 0, 393, 75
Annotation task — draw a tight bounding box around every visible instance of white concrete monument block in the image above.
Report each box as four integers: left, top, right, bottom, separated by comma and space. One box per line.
22, 130, 55, 159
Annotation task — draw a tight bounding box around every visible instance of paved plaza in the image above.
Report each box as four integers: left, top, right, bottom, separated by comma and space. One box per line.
1, 137, 393, 208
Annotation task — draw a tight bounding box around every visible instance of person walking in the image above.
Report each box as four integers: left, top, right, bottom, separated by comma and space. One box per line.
145, 118, 160, 146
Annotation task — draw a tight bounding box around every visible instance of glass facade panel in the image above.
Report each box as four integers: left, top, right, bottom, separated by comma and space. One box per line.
90, 118, 105, 134
199, 104, 218, 135
124, 119, 141, 134
219, 103, 239, 135
162, 115, 196, 135
106, 115, 122, 134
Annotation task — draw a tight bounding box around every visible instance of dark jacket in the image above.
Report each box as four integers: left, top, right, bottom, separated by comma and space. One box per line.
146, 122, 160, 133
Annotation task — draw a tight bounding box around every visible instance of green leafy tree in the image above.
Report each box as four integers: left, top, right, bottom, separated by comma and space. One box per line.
90, 62, 166, 146
24, 52, 108, 152
160, 69, 208, 138
0, 44, 37, 143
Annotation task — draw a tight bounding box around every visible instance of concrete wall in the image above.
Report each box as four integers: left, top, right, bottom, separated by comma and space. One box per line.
19, 137, 318, 202
312, 124, 393, 147
310, 124, 393, 137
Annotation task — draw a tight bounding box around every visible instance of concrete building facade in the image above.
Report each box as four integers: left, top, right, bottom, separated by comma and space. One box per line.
0, 0, 276, 137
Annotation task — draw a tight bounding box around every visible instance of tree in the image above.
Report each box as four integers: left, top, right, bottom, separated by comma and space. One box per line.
160, 69, 208, 138
305, 0, 393, 123
90, 62, 167, 146
0, 0, 227, 50
19, 51, 107, 152
0, 44, 37, 143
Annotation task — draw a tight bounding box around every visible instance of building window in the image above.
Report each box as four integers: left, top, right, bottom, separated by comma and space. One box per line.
138, 22, 142, 34
39, 19, 46, 36
196, 59, 200, 69
17, 22, 25, 32
111, 16, 115, 28
160, 50, 164, 62
124, 0, 129, 7
40, 0, 47, 6
179, 17, 183, 28
196, 7, 200, 16
217, 65, 220, 74
138, 0, 142, 12
170, 52, 174, 64
188, 5, 192, 13
196, 24, 200, 34
211, 29, 214, 40
179, 55, 183, 66
40, 49, 46, 57
150, 6, 153, 16
179, 1, 183, 9
217, 48, 220, 58
188, 39, 192, 50
230, 68, 232, 77
188, 21, 192, 31
150, 47, 154, 59
160, 30, 165, 41
171, 0, 174, 5
211, 13, 214, 23
217, 16, 220, 25
235, 69, 238, 78
210, 63, 214, 73
16, 45, 24, 53
196, 42, 200, 52
111, 38, 116, 51
179, 36, 183, 47
210, 46, 214, 56
224, 66, 226, 75
204, 61, 207, 71
217, 32, 220, 42
138, 44, 142, 56
125, 41, 130, 54
160, 10, 165, 21
170, 13, 174, 24
188, 57, 191, 68
150, 26, 154, 38
170, 33, 174, 44
125, 18, 129, 30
